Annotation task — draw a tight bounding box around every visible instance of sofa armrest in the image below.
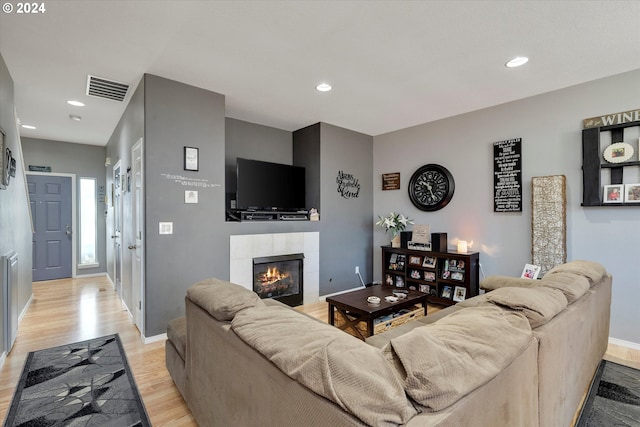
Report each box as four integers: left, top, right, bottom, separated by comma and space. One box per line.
480, 275, 538, 291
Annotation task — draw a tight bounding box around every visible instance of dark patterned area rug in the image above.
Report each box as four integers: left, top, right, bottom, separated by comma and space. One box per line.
3, 334, 151, 427
577, 360, 640, 426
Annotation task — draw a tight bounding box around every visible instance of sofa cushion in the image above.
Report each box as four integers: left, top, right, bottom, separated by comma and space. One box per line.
167, 316, 187, 360
544, 260, 606, 285
480, 275, 538, 291
483, 286, 567, 328
539, 272, 590, 304
383, 305, 532, 411
187, 278, 264, 321
231, 305, 417, 426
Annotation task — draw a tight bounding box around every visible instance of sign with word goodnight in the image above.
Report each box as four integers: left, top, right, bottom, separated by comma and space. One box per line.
493, 138, 522, 212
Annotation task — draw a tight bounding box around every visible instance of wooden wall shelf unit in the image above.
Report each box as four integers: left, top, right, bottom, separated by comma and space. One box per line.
582, 120, 640, 206
381, 246, 479, 307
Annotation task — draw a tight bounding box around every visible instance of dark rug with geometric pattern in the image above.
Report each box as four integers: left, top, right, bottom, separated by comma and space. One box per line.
577, 360, 640, 427
3, 334, 150, 427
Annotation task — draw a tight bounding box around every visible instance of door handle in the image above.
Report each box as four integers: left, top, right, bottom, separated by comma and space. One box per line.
128, 245, 137, 250
65, 230, 72, 236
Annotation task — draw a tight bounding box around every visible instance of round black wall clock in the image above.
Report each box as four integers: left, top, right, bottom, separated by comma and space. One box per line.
408, 164, 455, 211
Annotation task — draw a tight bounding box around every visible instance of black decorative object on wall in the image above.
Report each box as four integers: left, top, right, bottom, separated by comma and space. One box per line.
493, 138, 522, 212
408, 164, 454, 211
336, 170, 360, 199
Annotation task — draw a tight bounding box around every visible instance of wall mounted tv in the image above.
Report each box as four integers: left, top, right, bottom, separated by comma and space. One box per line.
235, 158, 306, 212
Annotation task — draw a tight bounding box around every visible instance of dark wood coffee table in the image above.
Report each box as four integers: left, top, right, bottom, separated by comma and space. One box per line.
326, 285, 427, 340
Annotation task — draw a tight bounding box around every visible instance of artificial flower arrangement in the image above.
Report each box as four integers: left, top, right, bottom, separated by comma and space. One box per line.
375, 212, 413, 237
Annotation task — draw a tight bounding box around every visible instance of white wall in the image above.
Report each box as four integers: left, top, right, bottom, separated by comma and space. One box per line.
373, 69, 640, 345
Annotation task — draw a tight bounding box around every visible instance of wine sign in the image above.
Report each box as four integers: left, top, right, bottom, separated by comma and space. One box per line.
493, 138, 522, 212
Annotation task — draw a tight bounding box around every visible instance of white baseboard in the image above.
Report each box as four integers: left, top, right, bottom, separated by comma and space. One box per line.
75, 272, 108, 279
609, 337, 640, 351
0, 351, 6, 369
143, 333, 167, 344
18, 293, 33, 323
319, 286, 366, 302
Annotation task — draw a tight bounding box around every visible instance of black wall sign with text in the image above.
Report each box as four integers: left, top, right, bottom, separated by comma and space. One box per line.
493, 138, 522, 212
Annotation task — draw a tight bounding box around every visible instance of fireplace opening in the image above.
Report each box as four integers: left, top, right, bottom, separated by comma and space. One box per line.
253, 253, 304, 307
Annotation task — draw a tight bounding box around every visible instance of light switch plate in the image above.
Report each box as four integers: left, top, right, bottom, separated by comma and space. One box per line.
159, 222, 173, 235
185, 190, 198, 204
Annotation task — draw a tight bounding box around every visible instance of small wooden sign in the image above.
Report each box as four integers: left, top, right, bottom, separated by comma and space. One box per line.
382, 172, 400, 190
583, 108, 640, 129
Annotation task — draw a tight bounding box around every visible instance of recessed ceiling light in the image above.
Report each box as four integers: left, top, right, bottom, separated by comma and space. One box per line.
69, 114, 82, 121
505, 56, 529, 68
67, 100, 85, 107
21, 124, 36, 129
316, 83, 332, 92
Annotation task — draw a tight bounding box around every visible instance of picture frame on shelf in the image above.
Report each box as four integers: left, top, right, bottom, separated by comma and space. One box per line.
423, 271, 436, 282
422, 256, 436, 268
385, 274, 394, 286
440, 285, 453, 299
451, 271, 464, 281
395, 276, 404, 288
410, 269, 421, 279
408, 255, 422, 266
603, 184, 623, 203
419, 284, 430, 294
624, 183, 640, 203
453, 286, 466, 302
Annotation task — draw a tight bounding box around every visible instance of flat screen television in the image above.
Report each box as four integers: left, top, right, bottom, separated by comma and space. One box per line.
235, 158, 306, 212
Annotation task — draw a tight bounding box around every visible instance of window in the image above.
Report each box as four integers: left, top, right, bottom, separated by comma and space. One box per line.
79, 177, 97, 267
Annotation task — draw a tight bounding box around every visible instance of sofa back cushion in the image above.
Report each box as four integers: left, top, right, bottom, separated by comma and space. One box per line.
383, 305, 532, 411
232, 305, 417, 426
187, 278, 264, 321
544, 260, 606, 285
540, 272, 590, 303
483, 286, 567, 328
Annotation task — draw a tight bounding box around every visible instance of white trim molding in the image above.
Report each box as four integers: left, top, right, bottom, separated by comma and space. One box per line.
609, 337, 640, 351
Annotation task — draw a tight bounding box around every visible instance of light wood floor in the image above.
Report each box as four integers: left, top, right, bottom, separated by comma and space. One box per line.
1, 277, 638, 426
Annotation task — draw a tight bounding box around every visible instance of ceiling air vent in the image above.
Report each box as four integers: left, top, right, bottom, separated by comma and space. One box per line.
86, 75, 130, 102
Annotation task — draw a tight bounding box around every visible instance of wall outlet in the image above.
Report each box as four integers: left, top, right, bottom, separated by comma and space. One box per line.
355, 266, 359, 274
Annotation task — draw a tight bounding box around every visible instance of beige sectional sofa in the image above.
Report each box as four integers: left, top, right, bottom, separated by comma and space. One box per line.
166, 260, 611, 426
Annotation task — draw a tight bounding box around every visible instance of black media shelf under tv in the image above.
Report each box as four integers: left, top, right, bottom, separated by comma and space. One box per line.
226, 210, 309, 222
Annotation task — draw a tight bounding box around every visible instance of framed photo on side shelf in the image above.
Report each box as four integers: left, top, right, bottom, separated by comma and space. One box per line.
408, 255, 422, 266
603, 184, 623, 203
419, 284, 430, 294
440, 285, 453, 299
422, 256, 436, 268
423, 271, 436, 282
625, 183, 640, 203
453, 286, 466, 302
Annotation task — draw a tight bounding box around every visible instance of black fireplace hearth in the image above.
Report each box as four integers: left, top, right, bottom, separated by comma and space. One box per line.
253, 253, 304, 307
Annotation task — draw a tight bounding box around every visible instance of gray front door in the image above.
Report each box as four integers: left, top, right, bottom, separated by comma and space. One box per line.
28, 175, 73, 281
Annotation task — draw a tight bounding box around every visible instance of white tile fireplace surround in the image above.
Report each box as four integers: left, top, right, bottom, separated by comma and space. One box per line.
230, 232, 320, 305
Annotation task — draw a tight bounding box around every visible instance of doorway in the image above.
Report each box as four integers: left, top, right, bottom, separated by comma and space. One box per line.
112, 161, 123, 298
130, 139, 144, 333
27, 173, 75, 281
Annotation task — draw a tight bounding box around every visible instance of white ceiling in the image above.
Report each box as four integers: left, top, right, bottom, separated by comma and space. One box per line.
1, 1, 639, 146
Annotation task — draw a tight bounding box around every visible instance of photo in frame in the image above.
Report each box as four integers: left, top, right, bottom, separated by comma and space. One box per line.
521, 264, 541, 280
422, 256, 436, 268
453, 286, 466, 302
624, 183, 640, 203
423, 271, 436, 282
440, 285, 453, 299
603, 184, 623, 203
184, 146, 199, 171
408, 255, 422, 266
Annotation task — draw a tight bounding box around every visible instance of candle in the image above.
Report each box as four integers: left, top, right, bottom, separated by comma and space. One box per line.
457, 240, 468, 253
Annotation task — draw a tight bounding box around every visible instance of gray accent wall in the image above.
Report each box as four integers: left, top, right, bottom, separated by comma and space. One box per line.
21, 138, 107, 276
373, 69, 640, 345
0, 53, 33, 356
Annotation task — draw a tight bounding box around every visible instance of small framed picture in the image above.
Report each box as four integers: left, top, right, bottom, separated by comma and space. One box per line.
184, 146, 199, 171
453, 286, 466, 302
603, 184, 623, 203
423, 271, 436, 282
408, 255, 422, 266
624, 183, 640, 203
440, 285, 453, 299
409, 269, 421, 279
451, 271, 464, 281
521, 264, 541, 280
395, 276, 404, 288
419, 284, 430, 293
422, 256, 436, 268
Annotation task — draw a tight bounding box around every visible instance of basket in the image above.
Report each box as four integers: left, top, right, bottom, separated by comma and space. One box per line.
334, 305, 424, 338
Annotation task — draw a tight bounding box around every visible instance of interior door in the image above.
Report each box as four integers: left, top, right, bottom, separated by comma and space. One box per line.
112, 162, 123, 298
130, 139, 144, 333
28, 174, 73, 281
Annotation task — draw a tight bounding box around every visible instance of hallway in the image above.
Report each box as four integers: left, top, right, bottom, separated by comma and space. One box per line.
0, 276, 196, 426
